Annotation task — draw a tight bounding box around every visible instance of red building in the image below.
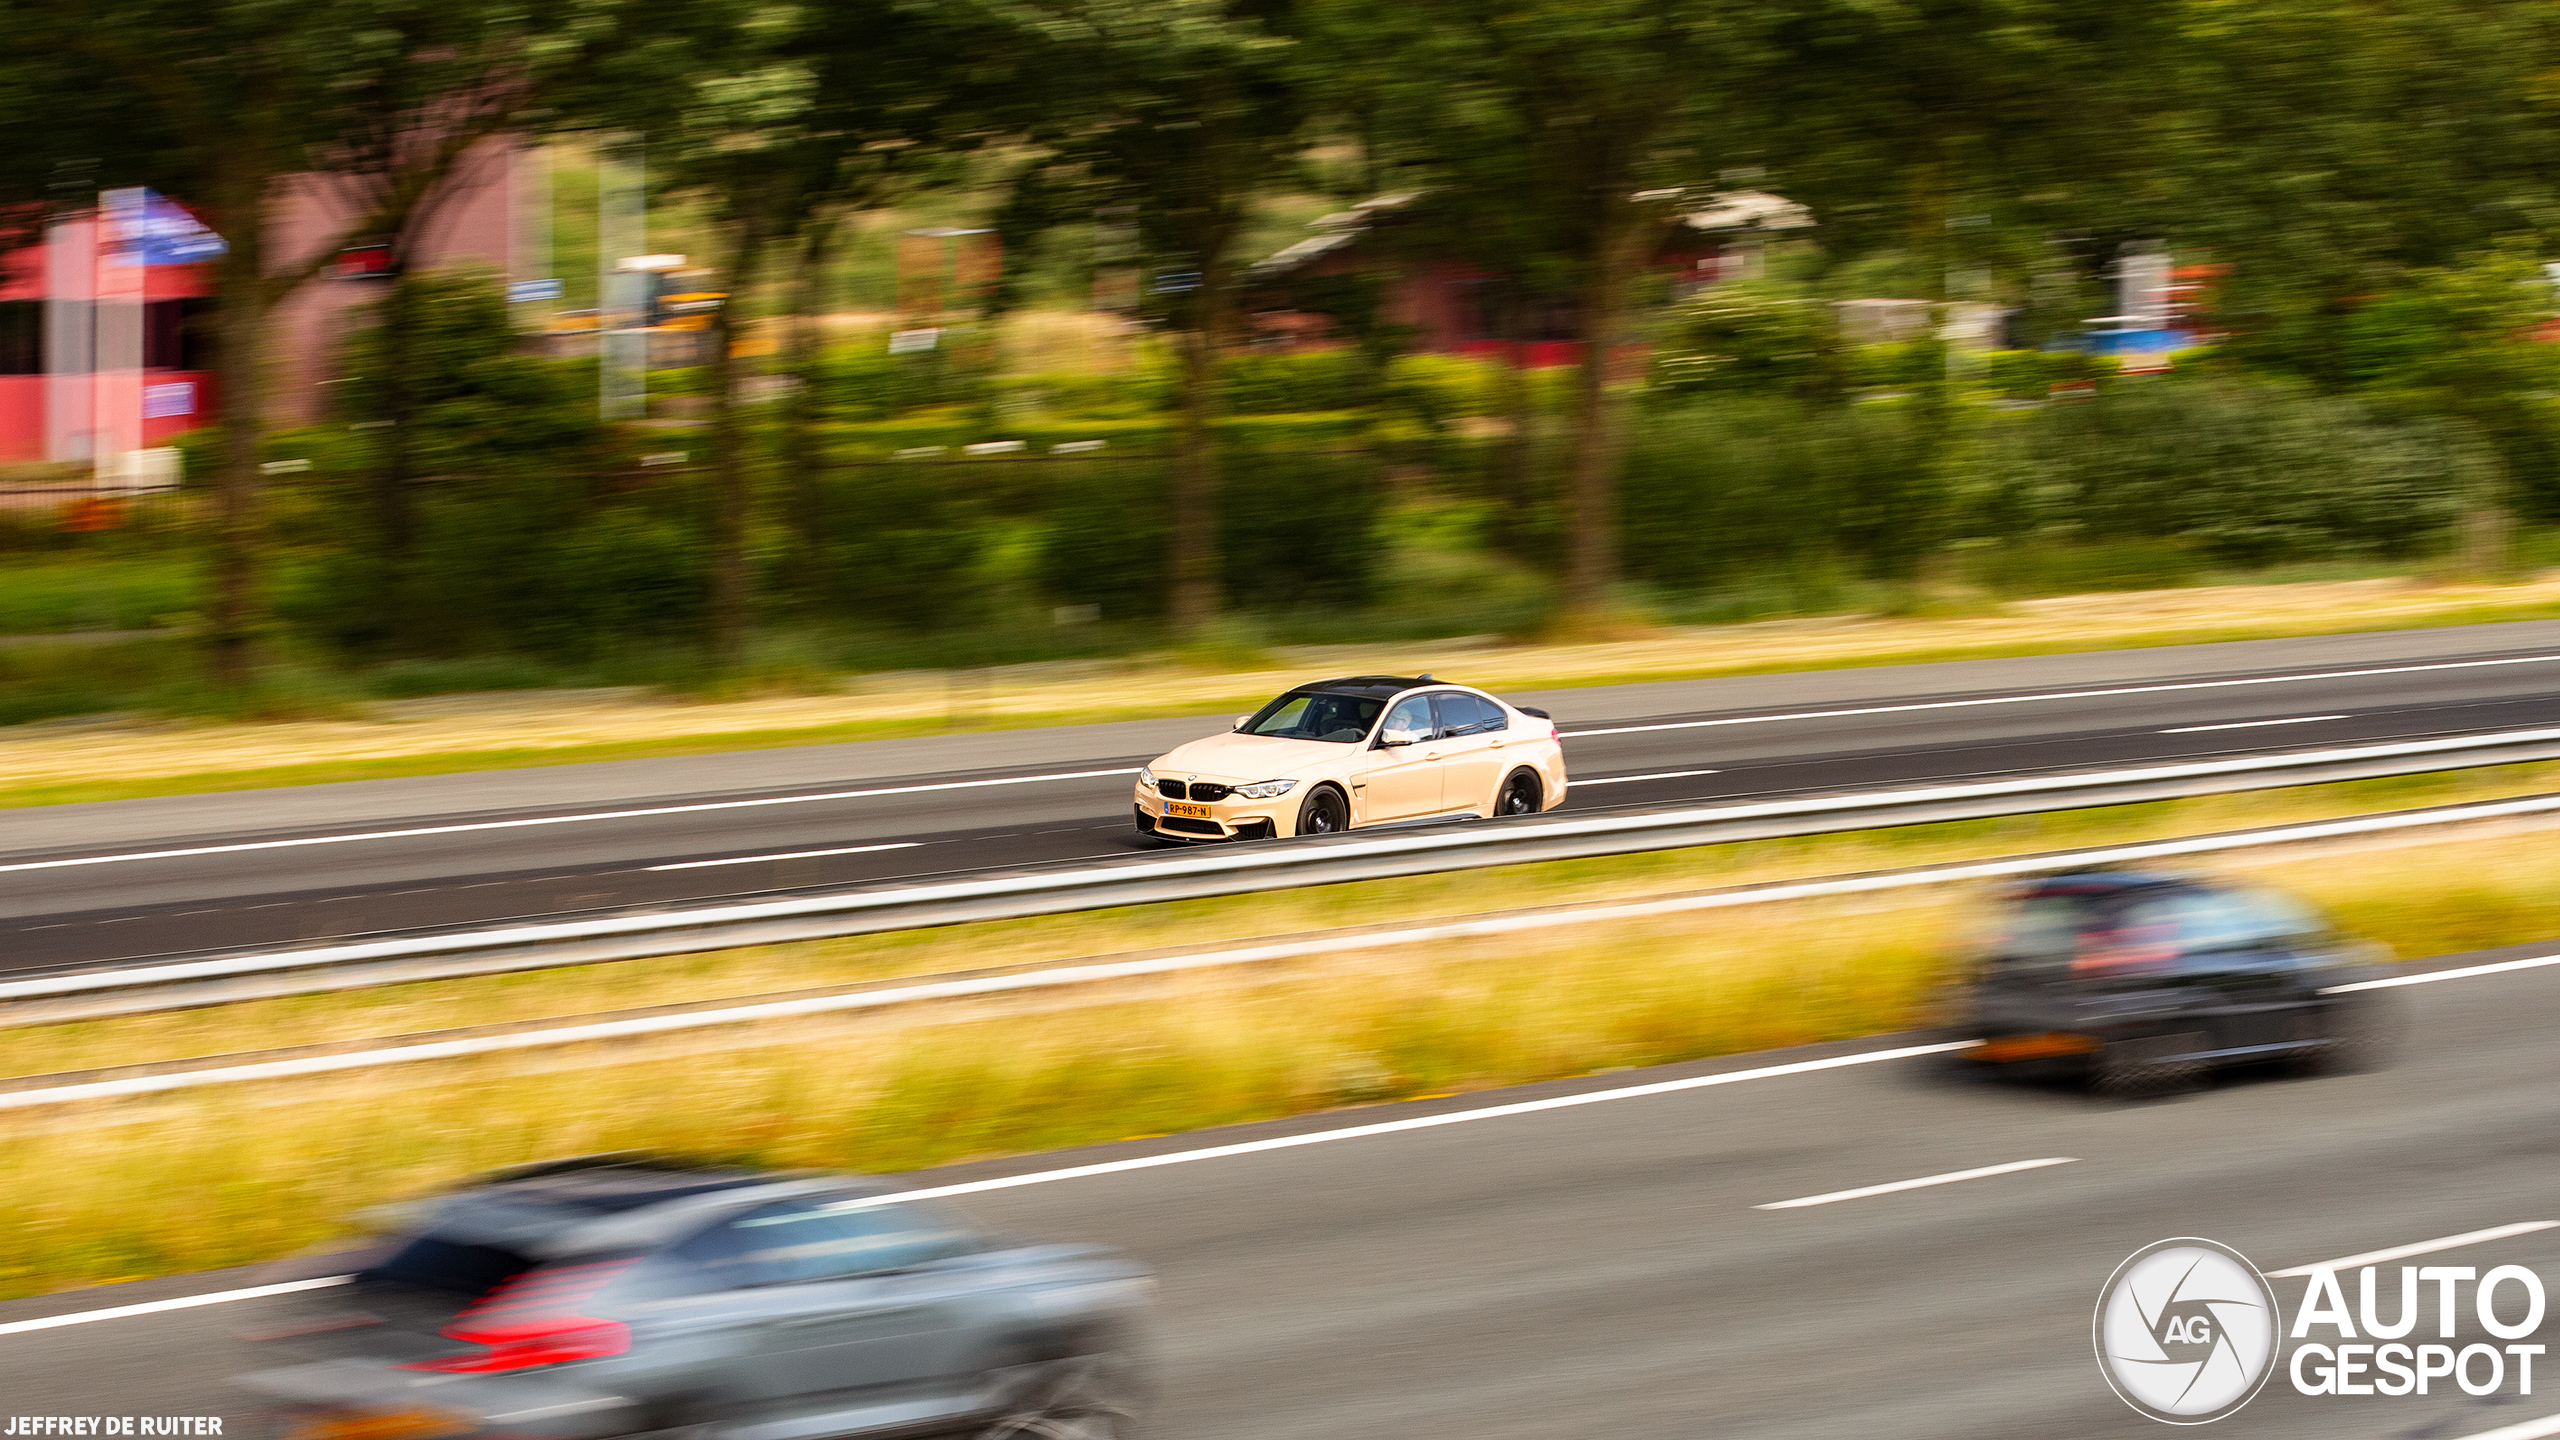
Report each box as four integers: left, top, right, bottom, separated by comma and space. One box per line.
0, 140, 522, 467
1241, 189, 1812, 366
0, 204, 218, 465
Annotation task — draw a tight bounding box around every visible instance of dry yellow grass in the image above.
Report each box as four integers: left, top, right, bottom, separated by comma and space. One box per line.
10, 574, 2560, 802
0, 894, 1953, 1298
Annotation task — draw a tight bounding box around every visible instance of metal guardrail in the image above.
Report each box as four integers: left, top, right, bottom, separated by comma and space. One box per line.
7, 724, 2560, 1025
8, 784, 2560, 1107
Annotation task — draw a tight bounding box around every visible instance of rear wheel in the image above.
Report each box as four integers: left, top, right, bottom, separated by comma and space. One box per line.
1295, 785, 1348, 837
977, 1353, 1144, 1440
1495, 769, 1543, 817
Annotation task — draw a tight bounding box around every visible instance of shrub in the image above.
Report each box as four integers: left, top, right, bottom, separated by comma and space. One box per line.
1218, 350, 1363, 414
1654, 281, 1845, 399
1967, 375, 2471, 565
1622, 398, 1932, 591
1034, 450, 1384, 621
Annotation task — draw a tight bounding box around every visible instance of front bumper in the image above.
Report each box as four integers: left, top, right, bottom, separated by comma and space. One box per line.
240, 1359, 641, 1440
1134, 790, 1282, 841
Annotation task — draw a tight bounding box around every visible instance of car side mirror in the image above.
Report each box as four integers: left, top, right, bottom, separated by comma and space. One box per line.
1234, 714, 1253, 730
1377, 728, 1417, 748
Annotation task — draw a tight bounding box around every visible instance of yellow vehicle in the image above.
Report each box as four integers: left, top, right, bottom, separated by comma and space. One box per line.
1135, 675, 1569, 841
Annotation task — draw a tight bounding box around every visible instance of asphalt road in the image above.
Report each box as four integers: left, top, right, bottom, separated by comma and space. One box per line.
4, 939, 2554, 1438
6, 618, 2560, 975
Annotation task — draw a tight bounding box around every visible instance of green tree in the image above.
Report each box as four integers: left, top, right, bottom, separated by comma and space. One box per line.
1381, 0, 1779, 626
0, 0, 752, 685
2149, 0, 2560, 385
663, 0, 1040, 665
1002, 0, 1319, 634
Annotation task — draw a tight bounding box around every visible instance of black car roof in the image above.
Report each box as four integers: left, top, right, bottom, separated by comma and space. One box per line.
2011, 869, 2204, 900
1306, 675, 1434, 697
466, 1154, 776, 1215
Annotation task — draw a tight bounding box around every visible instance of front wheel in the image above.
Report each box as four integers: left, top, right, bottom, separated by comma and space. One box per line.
1295, 785, 1349, 837
977, 1353, 1144, 1440
1494, 769, 1543, 817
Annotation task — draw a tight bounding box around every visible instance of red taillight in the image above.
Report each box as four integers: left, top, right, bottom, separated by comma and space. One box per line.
398, 1260, 633, 1374
398, 1317, 630, 1372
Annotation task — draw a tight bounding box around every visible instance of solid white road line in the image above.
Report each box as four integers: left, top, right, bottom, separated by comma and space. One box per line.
0, 1041, 1972, 1337
2159, 714, 2348, 734
2324, 952, 2560, 995
1567, 769, 1721, 786
0, 1275, 350, 1338
1753, 1157, 2078, 1210
1556, 652, 2560, 740
2265, 1221, 2560, 1279
0, 770, 1140, 877
2453, 1411, 2560, 1440
648, 843, 920, 872
833, 1044, 1976, 1210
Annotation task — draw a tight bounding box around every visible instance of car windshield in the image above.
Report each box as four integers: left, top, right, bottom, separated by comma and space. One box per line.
1243, 689, 1386, 743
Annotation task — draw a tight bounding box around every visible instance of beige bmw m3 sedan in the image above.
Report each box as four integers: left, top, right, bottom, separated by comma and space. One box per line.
1134, 675, 1569, 842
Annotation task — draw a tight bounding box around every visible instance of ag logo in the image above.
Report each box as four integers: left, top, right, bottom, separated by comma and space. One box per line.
2096, 1238, 2282, 1423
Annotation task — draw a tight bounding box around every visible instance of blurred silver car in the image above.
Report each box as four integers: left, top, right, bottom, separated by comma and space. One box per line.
234, 1155, 1153, 1440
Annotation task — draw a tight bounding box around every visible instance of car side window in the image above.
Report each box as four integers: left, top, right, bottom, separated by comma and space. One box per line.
669, 1199, 971, 1289
1473, 695, 1508, 732
1380, 695, 1435, 745
1430, 692, 1482, 737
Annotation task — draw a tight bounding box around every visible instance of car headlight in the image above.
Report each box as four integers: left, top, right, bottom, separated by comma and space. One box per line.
1138, 765, 1156, 788
1232, 779, 1297, 799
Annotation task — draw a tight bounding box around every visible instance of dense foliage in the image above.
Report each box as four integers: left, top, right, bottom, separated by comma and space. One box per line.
8, 0, 2560, 698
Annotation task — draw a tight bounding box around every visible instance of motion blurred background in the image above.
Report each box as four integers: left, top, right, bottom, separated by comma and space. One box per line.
2, 0, 2559, 720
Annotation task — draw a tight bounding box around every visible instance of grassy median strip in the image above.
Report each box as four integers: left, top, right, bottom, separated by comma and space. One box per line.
5, 771, 2560, 1298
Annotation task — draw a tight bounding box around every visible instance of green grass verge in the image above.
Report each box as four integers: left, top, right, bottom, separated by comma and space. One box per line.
0, 558, 194, 635
12, 589, 2560, 811
4, 764, 2559, 1298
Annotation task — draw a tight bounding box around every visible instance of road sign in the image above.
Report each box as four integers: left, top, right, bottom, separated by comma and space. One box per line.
507, 278, 564, 303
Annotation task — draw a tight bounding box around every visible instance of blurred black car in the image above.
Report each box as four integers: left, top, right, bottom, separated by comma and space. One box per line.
234, 1155, 1152, 1440
1947, 869, 2400, 1097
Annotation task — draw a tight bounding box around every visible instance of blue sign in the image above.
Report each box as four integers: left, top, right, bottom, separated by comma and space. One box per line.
104, 187, 227, 266
507, 278, 565, 303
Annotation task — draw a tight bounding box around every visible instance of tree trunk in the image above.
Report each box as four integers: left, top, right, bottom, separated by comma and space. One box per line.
372, 274, 416, 558
207, 161, 275, 689
784, 212, 836, 605
1563, 210, 1642, 621
709, 214, 772, 674
1168, 250, 1227, 635
1498, 283, 1535, 547
1169, 325, 1220, 633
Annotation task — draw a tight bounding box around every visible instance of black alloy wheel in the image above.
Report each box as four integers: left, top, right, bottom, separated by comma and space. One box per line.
1296, 785, 1348, 836
1496, 769, 1543, 817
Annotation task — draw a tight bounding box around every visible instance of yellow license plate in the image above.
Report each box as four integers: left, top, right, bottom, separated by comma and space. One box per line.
288, 1411, 474, 1440
1165, 801, 1213, 819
